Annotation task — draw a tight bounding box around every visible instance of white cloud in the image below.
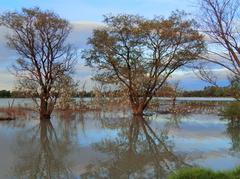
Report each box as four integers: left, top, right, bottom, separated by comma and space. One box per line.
69, 21, 103, 49
0, 21, 102, 62
0, 70, 15, 90
0, 27, 17, 63
171, 68, 230, 81
169, 68, 230, 90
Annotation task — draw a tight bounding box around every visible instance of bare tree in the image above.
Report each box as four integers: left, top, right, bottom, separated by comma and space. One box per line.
1, 8, 76, 120
197, 0, 240, 86
83, 13, 205, 116
171, 81, 181, 109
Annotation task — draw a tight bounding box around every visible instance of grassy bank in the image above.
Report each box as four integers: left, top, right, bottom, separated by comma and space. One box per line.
168, 167, 240, 179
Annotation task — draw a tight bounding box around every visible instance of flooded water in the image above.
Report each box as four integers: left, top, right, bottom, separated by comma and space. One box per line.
0, 97, 235, 107
0, 98, 239, 178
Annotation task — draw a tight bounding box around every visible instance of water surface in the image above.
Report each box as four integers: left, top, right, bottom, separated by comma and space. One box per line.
0, 107, 239, 178
0, 97, 234, 107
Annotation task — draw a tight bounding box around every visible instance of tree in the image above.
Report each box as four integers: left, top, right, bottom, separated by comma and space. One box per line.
197, 0, 240, 88
56, 76, 78, 110
83, 13, 205, 116
1, 8, 76, 120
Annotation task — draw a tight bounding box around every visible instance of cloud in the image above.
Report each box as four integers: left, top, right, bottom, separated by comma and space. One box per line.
0, 70, 15, 90
169, 68, 230, 90
68, 21, 103, 49
0, 21, 102, 61
0, 27, 17, 63
172, 68, 230, 81
73, 64, 95, 90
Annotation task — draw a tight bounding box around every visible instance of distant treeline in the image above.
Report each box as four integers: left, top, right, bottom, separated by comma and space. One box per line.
0, 86, 235, 98
0, 90, 95, 98
0, 90, 11, 98
182, 86, 233, 97
0, 90, 32, 98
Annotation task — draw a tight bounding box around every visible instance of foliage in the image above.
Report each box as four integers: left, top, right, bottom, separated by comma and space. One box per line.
56, 76, 78, 110
83, 12, 205, 115
168, 167, 240, 179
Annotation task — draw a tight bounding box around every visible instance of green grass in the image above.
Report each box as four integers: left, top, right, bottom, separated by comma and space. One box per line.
168, 167, 240, 179
221, 102, 240, 119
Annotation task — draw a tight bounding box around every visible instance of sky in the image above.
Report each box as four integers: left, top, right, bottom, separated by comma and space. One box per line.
0, 0, 229, 91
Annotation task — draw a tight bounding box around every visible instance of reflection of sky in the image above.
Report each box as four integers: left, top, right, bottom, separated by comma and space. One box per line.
76, 128, 119, 146
52, 115, 121, 147
152, 114, 230, 151
150, 113, 240, 170
172, 136, 231, 152
146, 114, 230, 157
0, 98, 35, 107
196, 156, 240, 171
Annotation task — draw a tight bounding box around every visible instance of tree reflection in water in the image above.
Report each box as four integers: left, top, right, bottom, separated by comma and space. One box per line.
81, 116, 190, 179
225, 119, 240, 153
12, 119, 74, 178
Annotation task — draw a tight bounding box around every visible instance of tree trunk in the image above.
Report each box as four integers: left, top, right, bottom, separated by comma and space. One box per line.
40, 97, 51, 120
172, 96, 176, 109
132, 103, 144, 116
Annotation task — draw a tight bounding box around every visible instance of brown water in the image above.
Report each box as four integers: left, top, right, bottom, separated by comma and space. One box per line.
0, 108, 239, 179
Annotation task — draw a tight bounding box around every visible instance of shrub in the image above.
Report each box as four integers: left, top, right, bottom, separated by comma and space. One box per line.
221, 102, 240, 120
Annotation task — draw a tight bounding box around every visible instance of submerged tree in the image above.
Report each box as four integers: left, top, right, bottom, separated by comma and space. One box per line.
83, 13, 205, 116
0, 8, 76, 120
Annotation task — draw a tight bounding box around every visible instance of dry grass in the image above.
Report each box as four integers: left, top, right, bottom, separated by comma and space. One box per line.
0, 106, 34, 120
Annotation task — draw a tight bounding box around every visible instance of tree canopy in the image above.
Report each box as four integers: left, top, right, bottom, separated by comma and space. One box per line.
83, 12, 205, 115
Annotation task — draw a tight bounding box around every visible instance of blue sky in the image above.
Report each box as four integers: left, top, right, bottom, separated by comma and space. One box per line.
0, 0, 229, 90
0, 0, 195, 21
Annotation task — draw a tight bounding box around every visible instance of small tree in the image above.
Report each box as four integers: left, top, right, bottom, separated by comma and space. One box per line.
171, 81, 181, 109
57, 76, 78, 110
83, 13, 205, 116
1, 8, 76, 120
229, 75, 240, 100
